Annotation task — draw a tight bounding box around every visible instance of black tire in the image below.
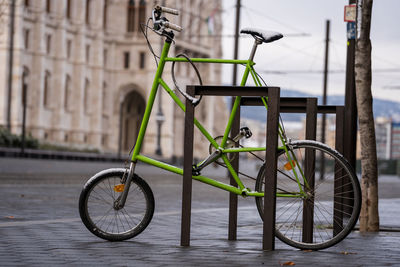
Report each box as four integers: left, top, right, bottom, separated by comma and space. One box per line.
255, 141, 361, 250
79, 169, 154, 241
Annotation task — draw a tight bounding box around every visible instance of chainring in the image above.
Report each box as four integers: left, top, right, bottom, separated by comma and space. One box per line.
209, 136, 237, 164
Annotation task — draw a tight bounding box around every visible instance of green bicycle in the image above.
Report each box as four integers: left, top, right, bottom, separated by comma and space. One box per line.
79, 5, 361, 250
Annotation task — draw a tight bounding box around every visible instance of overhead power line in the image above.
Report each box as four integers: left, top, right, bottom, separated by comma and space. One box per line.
244, 6, 308, 35
186, 33, 310, 38
261, 68, 400, 75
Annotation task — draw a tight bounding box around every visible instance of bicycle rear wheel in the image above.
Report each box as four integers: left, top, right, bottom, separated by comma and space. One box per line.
79, 169, 154, 241
255, 141, 361, 250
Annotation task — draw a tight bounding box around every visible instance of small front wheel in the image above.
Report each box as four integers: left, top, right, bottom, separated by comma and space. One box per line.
255, 141, 361, 250
79, 169, 154, 241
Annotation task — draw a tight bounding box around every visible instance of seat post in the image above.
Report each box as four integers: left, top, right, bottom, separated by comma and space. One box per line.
248, 38, 262, 62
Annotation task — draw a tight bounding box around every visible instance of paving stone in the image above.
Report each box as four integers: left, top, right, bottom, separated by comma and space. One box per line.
1, 157, 400, 266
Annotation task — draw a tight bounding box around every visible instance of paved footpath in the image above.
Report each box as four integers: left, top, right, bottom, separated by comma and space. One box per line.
1, 157, 400, 266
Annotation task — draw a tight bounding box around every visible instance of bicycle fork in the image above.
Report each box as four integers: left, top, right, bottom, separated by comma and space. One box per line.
113, 162, 137, 210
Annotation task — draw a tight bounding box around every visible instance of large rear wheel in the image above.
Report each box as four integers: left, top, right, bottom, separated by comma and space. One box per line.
255, 141, 361, 250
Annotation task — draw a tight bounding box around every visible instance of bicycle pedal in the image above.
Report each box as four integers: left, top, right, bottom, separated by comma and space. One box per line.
192, 165, 201, 176
240, 127, 252, 138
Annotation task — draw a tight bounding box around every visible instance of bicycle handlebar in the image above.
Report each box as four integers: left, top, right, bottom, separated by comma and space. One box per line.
152, 5, 182, 33
155, 5, 179, 16
163, 21, 182, 32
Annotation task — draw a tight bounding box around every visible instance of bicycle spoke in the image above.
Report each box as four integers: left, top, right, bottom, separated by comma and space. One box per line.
90, 190, 113, 206
276, 198, 301, 226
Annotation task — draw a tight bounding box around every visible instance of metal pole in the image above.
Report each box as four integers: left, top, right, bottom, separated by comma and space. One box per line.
342, 0, 358, 217
21, 83, 27, 155
155, 0, 165, 156
228, 0, 241, 241
320, 20, 330, 180
232, 0, 241, 86
6, 0, 16, 131
118, 101, 123, 158
344, 0, 358, 170
181, 86, 195, 247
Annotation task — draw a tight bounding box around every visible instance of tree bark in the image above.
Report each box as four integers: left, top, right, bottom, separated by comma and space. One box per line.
354, 0, 379, 232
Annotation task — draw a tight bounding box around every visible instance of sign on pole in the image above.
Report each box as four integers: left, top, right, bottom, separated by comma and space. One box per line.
345, 5, 357, 40
347, 22, 356, 40
344, 5, 357, 22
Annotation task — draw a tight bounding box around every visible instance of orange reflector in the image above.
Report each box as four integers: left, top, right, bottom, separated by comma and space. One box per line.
114, 184, 125, 192
284, 161, 295, 171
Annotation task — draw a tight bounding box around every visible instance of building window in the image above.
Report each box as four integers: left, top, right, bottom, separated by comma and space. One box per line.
139, 52, 145, 69
22, 67, 29, 105
66, 0, 72, 19
86, 0, 91, 24
101, 135, 107, 146
46, 34, 51, 54
84, 78, 90, 113
24, 29, 30, 50
46, 0, 51, 13
138, 0, 146, 32
24, 0, 30, 7
103, 0, 108, 29
64, 75, 71, 111
127, 0, 146, 32
43, 71, 51, 107
127, 0, 135, 32
103, 49, 108, 66
66, 39, 72, 59
124, 52, 130, 69
102, 82, 107, 114
86, 44, 90, 63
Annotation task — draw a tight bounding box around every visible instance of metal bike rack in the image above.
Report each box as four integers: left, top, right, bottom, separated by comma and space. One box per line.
241, 97, 347, 242
182, 87, 348, 250
182, 85, 280, 251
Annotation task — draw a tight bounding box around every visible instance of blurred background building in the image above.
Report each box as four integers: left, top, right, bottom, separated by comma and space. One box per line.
0, 0, 228, 160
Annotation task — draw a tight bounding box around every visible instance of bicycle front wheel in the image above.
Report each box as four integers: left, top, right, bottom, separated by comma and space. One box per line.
79, 169, 154, 241
255, 141, 361, 250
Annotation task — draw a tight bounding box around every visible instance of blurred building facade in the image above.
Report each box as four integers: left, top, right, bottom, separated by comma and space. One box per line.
0, 0, 227, 159
375, 117, 392, 159
390, 122, 400, 159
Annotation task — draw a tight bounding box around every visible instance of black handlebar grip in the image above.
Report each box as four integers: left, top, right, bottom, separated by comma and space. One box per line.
155, 5, 179, 15
164, 22, 182, 32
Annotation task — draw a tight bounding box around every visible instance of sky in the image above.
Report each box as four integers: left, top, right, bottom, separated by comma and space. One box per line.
221, 0, 400, 103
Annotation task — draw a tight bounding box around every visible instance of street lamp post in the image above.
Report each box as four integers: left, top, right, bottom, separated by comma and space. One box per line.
118, 101, 123, 159
6, 0, 16, 131
320, 20, 330, 180
21, 83, 27, 154
155, 93, 164, 156
155, 0, 166, 157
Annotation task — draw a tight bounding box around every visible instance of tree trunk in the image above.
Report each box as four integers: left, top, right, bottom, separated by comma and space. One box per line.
354, 0, 379, 232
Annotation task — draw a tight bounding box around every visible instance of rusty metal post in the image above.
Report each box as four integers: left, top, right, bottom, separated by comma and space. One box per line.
302, 98, 317, 243
181, 86, 195, 246
334, 106, 345, 235
263, 88, 280, 251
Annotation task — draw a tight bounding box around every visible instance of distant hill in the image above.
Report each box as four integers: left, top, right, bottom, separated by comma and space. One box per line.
240, 89, 400, 122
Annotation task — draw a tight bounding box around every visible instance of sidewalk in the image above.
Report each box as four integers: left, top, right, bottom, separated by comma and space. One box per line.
0, 147, 124, 162
0, 157, 399, 266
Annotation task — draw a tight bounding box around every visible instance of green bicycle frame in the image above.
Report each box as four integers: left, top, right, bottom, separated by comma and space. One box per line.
130, 39, 306, 198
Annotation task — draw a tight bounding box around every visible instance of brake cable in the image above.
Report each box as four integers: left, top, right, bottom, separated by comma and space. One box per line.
171, 54, 203, 106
